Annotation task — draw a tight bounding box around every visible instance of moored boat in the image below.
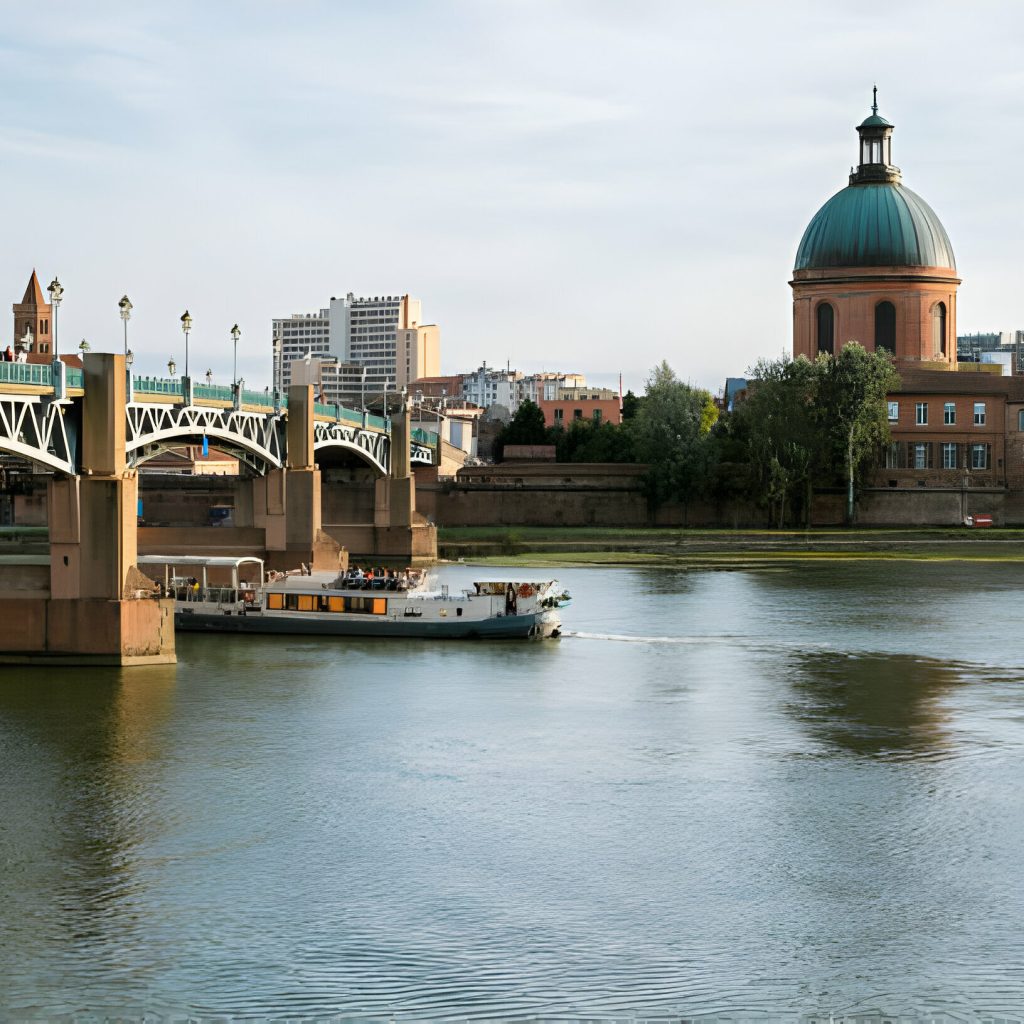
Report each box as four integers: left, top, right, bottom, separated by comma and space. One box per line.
137, 556, 569, 639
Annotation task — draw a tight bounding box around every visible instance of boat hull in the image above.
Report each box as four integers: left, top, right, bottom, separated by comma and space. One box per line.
174, 607, 560, 640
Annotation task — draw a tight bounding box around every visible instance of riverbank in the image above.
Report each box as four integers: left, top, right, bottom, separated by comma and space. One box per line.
439, 525, 1024, 567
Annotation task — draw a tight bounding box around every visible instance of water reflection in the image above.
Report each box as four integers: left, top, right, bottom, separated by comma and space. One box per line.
0, 666, 176, 1002
787, 652, 960, 758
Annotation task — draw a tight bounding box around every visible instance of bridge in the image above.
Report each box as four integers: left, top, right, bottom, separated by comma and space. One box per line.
0, 355, 438, 667
0, 362, 437, 477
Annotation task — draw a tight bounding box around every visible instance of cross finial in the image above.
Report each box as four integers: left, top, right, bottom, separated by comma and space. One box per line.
872, 85, 878, 116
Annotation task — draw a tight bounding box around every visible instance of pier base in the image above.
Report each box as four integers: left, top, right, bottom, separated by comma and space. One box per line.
0, 595, 176, 666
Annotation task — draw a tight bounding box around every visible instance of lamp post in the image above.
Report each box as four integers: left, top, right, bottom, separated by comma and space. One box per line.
180, 310, 192, 377
78, 339, 90, 355
118, 295, 132, 357
180, 310, 192, 404
168, 358, 177, 377
272, 336, 282, 414
230, 324, 240, 386
126, 349, 134, 402
205, 368, 213, 386
47, 277, 65, 397
47, 277, 63, 359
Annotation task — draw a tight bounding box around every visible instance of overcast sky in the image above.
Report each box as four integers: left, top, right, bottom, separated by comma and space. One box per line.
2, 1, 1023, 395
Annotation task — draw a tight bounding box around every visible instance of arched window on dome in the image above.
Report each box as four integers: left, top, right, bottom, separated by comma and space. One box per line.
816, 303, 834, 355
932, 302, 947, 357
875, 301, 896, 355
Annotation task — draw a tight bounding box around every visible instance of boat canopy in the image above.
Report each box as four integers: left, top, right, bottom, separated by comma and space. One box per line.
138, 555, 265, 591
138, 555, 264, 570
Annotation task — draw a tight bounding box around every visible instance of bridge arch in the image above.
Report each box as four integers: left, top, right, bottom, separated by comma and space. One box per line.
125, 403, 283, 474
0, 395, 75, 474
312, 421, 389, 475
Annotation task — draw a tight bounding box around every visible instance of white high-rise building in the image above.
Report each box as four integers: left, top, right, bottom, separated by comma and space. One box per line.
273, 293, 438, 406
272, 308, 330, 392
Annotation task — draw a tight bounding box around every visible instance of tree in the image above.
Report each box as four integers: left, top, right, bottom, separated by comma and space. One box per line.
729, 345, 900, 526
494, 400, 550, 460
621, 390, 641, 420
815, 342, 900, 523
554, 418, 636, 463
631, 361, 717, 511
734, 354, 819, 527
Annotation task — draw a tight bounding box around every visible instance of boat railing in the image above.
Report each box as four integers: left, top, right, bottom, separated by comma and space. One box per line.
172, 584, 258, 608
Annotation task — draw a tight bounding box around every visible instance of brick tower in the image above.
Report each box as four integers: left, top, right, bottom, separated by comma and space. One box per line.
12, 270, 53, 355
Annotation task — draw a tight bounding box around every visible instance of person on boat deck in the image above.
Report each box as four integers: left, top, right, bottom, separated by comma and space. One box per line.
352, 566, 364, 580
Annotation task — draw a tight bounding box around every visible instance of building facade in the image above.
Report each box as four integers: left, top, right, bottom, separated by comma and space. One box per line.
273, 293, 439, 406
539, 387, 622, 429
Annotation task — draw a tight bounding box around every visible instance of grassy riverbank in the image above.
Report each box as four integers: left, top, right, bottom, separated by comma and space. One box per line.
439, 525, 1024, 567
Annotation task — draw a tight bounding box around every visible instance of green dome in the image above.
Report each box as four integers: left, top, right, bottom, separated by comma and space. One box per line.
794, 182, 956, 271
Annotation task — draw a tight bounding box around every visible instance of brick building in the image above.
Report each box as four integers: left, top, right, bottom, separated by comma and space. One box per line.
793, 94, 1022, 502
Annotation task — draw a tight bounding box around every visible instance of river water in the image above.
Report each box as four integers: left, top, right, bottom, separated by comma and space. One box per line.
2, 561, 1024, 1022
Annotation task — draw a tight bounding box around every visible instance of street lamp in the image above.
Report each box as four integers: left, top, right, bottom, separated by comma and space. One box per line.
47, 277, 63, 358
125, 348, 135, 402
205, 368, 213, 386
168, 358, 177, 376
78, 339, 90, 355
230, 324, 240, 386
180, 310, 192, 378
118, 295, 132, 357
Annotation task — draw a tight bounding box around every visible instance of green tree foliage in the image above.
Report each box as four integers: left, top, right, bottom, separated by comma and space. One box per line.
631, 361, 718, 509
554, 418, 637, 463
494, 400, 549, 460
732, 355, 820, 527
731, 345, 900, 525
816, 342, 901, 522
621, 390, 641, 420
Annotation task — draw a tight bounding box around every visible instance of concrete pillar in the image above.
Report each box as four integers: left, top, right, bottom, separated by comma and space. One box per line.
367, 401, 436, 564
29, 353, 176, 665
259, 385, 340, 571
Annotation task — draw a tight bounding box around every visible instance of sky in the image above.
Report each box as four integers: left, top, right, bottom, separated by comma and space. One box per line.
3, 0, 1024, 396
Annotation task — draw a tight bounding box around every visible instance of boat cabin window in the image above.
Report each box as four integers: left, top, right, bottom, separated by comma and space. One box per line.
266, 591, 386, 614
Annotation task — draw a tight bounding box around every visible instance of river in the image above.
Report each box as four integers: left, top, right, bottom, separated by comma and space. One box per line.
1, 561, 1023, 1022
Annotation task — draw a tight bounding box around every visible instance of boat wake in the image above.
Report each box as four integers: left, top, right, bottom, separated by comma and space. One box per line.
564, 630, 742, 645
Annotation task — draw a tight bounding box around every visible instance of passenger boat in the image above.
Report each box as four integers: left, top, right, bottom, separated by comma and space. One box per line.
137, 556, 569, 640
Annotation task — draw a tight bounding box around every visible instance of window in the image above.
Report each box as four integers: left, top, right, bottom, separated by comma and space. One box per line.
942, 442, 958, 469
593, 408, 602, 423
816, 303, 834, 355
971, 443, 989, 470
887, 401, 899, 421
916, 402, 928, 426
944, 402, 956, 425
974, 402, 986, 426
1019, 410, 1024, 432
875, 301, 896, 353
882, 442, 900, 469
913, 443, 930, 470
573, 409, 583, 420
932, 302, 947, 357
554, 408, 564, 424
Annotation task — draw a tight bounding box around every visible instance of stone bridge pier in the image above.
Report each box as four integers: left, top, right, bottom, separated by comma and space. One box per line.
0, 354, 175, 665
234, 385, 436, 567
247, 385, 343, 572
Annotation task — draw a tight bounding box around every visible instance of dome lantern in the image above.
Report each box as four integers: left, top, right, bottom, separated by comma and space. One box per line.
852, 87, 899, 185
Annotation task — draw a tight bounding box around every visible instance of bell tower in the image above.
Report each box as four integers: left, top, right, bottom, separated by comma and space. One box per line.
12, 270, 53, 355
